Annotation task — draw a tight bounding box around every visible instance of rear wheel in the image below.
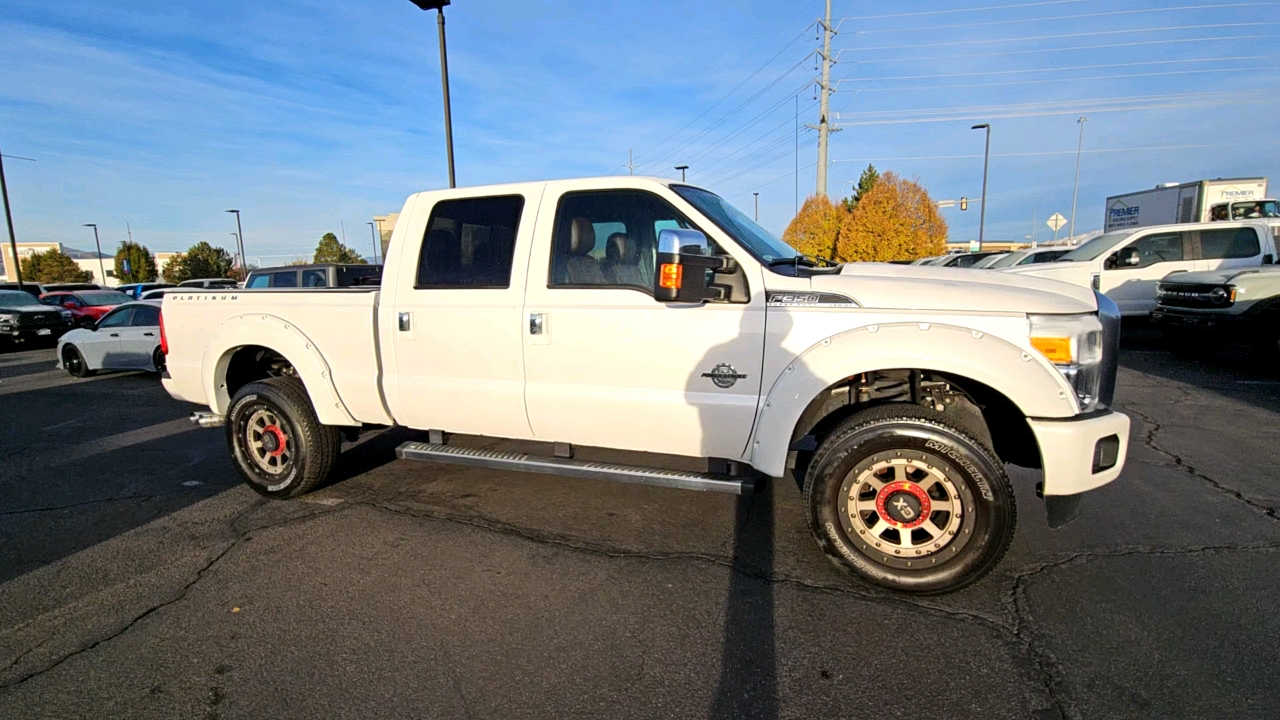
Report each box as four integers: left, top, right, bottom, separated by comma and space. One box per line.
804, 404, 1015, 594
62, 345, 94, 378
152, 347, 166, 374
226, 376, 340, 499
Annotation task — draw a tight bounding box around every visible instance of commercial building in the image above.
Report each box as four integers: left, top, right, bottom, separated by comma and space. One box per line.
373, 212, 399, 259
2, 242, 119, 286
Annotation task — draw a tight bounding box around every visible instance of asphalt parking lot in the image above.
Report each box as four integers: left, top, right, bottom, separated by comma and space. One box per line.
1, 327, 1278, 719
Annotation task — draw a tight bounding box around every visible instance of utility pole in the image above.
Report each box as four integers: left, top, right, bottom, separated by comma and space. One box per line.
815, 0, 835, 198
0, 145, 24, 289
1030, 194, 1039, 247
628, 149, 634, 176
1069, 116, 1088, 242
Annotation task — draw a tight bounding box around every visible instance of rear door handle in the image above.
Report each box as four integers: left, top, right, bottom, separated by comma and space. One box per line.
109, 333, 120, 337
143, 332, 156, 337
529, 313, 544, 335
398, 312, 412, 332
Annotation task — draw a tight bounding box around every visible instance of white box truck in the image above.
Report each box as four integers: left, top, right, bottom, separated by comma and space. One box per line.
1104, 177, 1276, 231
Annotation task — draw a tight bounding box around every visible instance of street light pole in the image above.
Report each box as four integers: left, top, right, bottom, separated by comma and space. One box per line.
409, 0, 457, 188
675, 165, 688, 182
367, 222, 380, 264
82, 223, 107, 286
1069, 116, 1088, 242
226, 209, 246, 273
753, 192, 760, 222
0, 145, 24, 289
971, 123, 991, 251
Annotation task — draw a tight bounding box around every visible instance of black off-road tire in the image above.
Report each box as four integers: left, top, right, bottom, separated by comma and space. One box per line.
226, 376, 341, 499
62, 344, 95, 378
803, 404, 1016, 594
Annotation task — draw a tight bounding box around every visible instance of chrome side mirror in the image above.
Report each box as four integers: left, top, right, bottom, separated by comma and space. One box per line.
654, 228, 737, 303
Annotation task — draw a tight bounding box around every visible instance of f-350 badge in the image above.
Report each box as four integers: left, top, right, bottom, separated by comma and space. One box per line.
702, 363, 748, 389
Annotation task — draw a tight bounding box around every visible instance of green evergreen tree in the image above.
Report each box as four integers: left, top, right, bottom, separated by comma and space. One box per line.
841, 164, 881, 212
170, 242, 234, 281
313, 232, 366, 264
114, 241, 158, 283
21, 249, 93, 283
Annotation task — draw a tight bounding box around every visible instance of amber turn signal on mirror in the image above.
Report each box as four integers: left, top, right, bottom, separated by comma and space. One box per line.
659, 263, 683, 290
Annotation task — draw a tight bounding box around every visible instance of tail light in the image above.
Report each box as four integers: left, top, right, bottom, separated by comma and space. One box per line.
159, 310, 168, 356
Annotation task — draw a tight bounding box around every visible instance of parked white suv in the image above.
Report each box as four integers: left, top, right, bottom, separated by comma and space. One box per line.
159, 176, 1130, 594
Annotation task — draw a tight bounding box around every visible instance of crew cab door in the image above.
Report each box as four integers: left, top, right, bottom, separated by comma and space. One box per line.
383, 190, 539, 439
521, 186, 766, 460
1099, 228, 1198, 315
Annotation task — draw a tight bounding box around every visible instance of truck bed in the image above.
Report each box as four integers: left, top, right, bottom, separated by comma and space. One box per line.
160, 288, 392, 426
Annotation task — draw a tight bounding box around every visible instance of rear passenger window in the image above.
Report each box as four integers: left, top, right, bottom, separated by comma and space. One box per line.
130, 306, 160, 326
302, 270, 327, 287
416, 195, 524, 288
272, 271, 299, 287
1199, 228, 1260, 259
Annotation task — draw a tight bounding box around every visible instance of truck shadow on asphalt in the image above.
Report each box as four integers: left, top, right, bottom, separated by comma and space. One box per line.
1118, 320, 1280, 416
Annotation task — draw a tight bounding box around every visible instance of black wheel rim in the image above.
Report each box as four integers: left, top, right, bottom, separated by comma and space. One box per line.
153, 349, 165, 373
63, 347, 83, 375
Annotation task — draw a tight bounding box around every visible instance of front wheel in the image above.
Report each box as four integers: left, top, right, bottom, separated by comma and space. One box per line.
804, 404, 1016, 594
152, 347, 166, 374
226, 377, 341, 499
62, 345, 95, 378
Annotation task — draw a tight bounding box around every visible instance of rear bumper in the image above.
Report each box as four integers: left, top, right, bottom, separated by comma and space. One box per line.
1028, 410, 1130, 496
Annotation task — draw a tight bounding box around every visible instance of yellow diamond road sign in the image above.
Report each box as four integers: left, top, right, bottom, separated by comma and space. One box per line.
1046, 213, 1067, 232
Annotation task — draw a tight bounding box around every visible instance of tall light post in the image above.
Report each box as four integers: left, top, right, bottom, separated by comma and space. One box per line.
1069, 116, 1088, 242
82, 223, 107, 285
675, 165, 688, 182
0, 145, 25, 289
409, 0, 457, 188
229, 232, 243, 270
225, 209, 246, 272
753, 192, 760, 222
971, 123, 991, 251
367, 222, 380, 264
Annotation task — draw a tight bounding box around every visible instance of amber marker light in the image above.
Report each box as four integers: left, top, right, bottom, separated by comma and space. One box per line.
659, 263, 683, 289
1029, 336, 1073, 364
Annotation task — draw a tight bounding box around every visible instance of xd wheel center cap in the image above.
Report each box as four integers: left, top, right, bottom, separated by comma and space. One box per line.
876, 481, 932, 529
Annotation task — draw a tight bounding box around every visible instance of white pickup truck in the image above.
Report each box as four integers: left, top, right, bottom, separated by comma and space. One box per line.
160, 177, 1129, 594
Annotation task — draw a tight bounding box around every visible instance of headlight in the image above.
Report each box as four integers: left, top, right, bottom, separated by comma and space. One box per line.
0, 313, 13, 324
1028, 313, 1104, 413
59, 310, 72, 320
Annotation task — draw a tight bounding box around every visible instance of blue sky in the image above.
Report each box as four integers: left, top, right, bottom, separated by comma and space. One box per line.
2, 0, 1278, 260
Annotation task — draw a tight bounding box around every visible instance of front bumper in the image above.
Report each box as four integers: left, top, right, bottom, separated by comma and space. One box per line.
1150, 307, 1252, 334
0, 325, 69, 341
1028, 409, 1130, 496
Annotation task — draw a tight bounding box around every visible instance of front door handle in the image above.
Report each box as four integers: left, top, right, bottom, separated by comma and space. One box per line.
109, 332, 120, 337
398, 312, 412, 332
529, 313, 544, 335
143, 332, 156, 337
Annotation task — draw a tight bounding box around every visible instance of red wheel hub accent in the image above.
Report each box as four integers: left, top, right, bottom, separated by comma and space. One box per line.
875, 481, 932, 530
262, 425, 288, 457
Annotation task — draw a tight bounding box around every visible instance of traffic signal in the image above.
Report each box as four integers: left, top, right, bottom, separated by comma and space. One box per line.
960, 197, 968, 211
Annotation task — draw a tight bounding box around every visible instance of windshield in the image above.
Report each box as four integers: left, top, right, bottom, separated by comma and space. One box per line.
0, 291, 41, 307
671, 186, 800, 263
989, 251, 1030, 268
1231, 200, 1280, 219
1057, 230, 1138, 262
78, 291, 129, 307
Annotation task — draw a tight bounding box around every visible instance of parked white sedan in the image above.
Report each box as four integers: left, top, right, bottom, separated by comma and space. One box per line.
57, 300, 164, 378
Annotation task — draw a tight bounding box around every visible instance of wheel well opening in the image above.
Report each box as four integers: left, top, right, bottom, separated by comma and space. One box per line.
224, 345, 298, 399
787, 369, 1041, 487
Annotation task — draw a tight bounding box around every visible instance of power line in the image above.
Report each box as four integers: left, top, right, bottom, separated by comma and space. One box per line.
843, 22, 1280, 52
834, 55, 1280, 83
833, 67, 1278, 93
627, 24, 814, 169
850, 3, 1279, 34
836, 0, 1085, 22
836, 33, 1280, 64
727, 162, 817, 200
832, 90, 1255, 119
832, 94, 1280, 126
834, 142, 1280, 163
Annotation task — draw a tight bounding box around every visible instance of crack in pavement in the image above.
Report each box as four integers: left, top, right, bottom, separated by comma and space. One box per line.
1118, 402, 1280, 522
0, 498, 350, 692
1007, 541, 1280, 719
0, 494, 168, 517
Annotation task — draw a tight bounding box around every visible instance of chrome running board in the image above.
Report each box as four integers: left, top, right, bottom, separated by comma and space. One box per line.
395, 441, 755, 495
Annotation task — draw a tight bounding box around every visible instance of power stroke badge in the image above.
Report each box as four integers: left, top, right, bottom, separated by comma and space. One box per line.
702, 363, 748, 389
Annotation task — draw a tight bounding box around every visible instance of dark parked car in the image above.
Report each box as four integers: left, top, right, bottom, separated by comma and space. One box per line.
42, 283, 103, 292
244, 263, 382, 289
38, 290, 131, 327
116, 282, 175, 299
0, 282, 48, 298
0, 290, 73, 345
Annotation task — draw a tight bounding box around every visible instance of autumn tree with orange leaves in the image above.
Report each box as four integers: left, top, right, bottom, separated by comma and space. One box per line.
782, 169, 947, 263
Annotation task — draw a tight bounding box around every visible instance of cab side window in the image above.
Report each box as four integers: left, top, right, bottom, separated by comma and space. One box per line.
416, 195, 524, 289
1114, 232, 1184, 269
1199, 228, 1260, 259
247, 274, 270, 288
549, 191, 699, 292
272, 271, 299, 287
302, 269, 327, 287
